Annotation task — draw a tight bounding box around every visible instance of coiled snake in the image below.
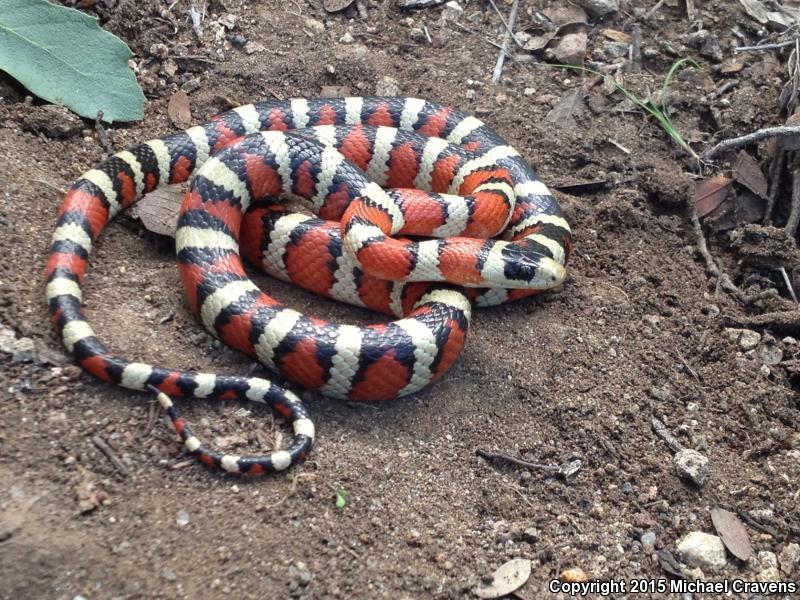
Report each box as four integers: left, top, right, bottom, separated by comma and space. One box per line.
45, 97, 572, 475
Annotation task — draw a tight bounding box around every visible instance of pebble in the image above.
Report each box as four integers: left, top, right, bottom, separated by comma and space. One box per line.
375, 76, 400, 96
11, 337, 36, 363
560, 567, 589, 582
649, 386, 672, 402
304, 18, 326, 34
640, 531, 656, 553
604, 42, 628, 59
339, 31, 355, 44
724, 328, 761, 350
21, 105, 83, 139
228, 33, 247, 47
549, 32, 588, 66
756, 550, 781, 582
176, 509, 190, 527
161, 569, 177, 582
573, 0, 618, 18
676, 531, 727, 572
674, 449, 709, 487
182, 78, 202, 93
437, 1, 463, 26
683, 30, 723, 63
243, 42, 266, 54
0, 326, 15, 354
759, 340, 783, 365
779, 543, 799, 576
521, 527, 540, 543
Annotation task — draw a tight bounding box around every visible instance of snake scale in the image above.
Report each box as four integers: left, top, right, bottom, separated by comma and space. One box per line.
46, 97, 572, 475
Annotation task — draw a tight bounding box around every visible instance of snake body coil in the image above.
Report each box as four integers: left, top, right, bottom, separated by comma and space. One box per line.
46, 97, 571, 475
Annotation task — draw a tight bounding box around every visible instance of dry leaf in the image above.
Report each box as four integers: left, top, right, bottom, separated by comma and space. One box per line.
711, 507, 754, 561
602, 28, 631, 43
542, 5, 588, 27
168, 90, 192, 129
705, 189, 765, 232
474, 558, 531, 599
738, 0, 799, 29
134, 185, 186, 237
524, 34, 554, 52
733, 151, 769, 199
546, 89, 586, 125
696, 176, 733, 218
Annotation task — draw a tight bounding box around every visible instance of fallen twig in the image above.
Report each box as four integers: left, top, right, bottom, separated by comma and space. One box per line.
723, 310, 800, 334
735, 39, 797, 53
92, 435, 130, 477
786, 164, 800, 236
780, 268, 798, 303
704, 126, 800, 162
491, 0, 519, 84
690, 208, 778, 304
487, 0, 523, 48
189, 0, 206, 42
651, 417, 683, 453
453, 22, 513, 55
738, 511, 779, 538
476, 448, 581, 479
94, 111, 113, 156
764, 146, 785, 225
644, 0, 665, 20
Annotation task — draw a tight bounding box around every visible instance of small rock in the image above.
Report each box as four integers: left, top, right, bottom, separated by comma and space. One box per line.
604, 42, 628, 59
176, 509, 190, 527
304, 18, 326, 34
560, 567, 589, 582
649, 386, 672, 402
674, 449, 709, 487
641, 531, 656, 553
521, 527, 540, 543
22, 105, 83, 139
339, 31, 355, 44
228, 33, 247, 47
149, 43, 169, 59
437, 1, 463, 26
474, 558, 531, 599
676, 532, 727, 572
0, 326, 16, 354
243, 42, 266, 54
684, 30, 723, 63
11, 337, 36, 364
759, 340, 783, 365
549, 32, 588, 65
724, 328, 761, 350
161, 568, 177, 581
779, 543, 799, 576
573, 0, 618, 19
757, 550, 781, 582
182, 78, 202, 94
375, 76, 400, 96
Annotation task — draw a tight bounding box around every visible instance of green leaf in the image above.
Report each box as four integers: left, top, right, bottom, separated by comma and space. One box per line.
0, 0, 145, 122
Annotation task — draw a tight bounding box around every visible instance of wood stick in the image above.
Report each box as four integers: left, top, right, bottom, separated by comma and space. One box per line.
491, 0, 519, 84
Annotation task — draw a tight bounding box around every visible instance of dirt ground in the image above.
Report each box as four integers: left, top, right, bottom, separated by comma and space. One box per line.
1, 0, 799, 598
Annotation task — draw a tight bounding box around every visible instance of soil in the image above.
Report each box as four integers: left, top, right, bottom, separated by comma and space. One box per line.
1, 0, 799, 599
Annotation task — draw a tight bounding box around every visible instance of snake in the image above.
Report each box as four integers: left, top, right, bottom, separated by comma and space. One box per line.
45, 97, 572, 475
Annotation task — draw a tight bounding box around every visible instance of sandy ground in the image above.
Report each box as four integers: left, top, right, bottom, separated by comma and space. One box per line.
1, 0, 798, 598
